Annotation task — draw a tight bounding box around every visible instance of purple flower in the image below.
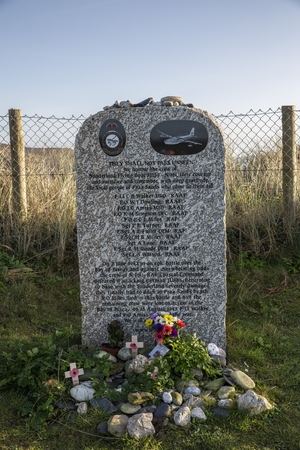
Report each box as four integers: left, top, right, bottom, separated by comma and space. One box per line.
150, 313, 159, 320
171, 327, 178, 337
153, 323, 164, 332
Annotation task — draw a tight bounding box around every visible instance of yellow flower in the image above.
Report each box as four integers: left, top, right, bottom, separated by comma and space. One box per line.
163, 314, 173, 323
145, 318, 153, 327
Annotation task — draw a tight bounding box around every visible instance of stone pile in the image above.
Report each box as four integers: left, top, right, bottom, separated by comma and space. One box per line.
56, 346, 273, 440
103, 95, 195, 110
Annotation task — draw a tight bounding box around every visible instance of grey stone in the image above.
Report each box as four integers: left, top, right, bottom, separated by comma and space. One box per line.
162, 392, 173, 404
70, 384, 95, 402
95, 350, 117, 363
133, 97, 154, 107
184, 386, 201, 396
162, 101, 173, 106
175, 378, 199, 393
107, 414, 129, 437
153, 403, 171, 418
182, 394, 206, 410
225, 370, 256, 390
127, 355, 149, 374
117, 347, 132, 361
97, 421, 110, 435
204, 378, 225, 391
211, 407, 230, 418
139, 405, 157, 414
127, 413, 155, 439
217, 386, 235, 399
210, 354, 227, 366
161, 95, 183, 104
191, 407, 207, 420
75, 106, 226, 349
237, 390, 273, 415
173, 406, 191, 426
90, 398, 117, 413
54, 399, 76, 410
171, 391, 183, 406
120, 403, 141, 414
77, 402, 88, 414
127, 392, 154, 405
218, 399, 234, 408
191, 368, 204, 381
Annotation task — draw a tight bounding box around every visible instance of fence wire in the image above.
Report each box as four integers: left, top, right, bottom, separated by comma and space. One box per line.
0, 107, 299, 257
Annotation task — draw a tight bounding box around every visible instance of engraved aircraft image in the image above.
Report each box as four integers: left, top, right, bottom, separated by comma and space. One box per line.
156, 127, 203, 147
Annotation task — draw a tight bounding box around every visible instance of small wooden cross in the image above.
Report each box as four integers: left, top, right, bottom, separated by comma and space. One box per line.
64, 362, 84, 386
126, 335, 144, 359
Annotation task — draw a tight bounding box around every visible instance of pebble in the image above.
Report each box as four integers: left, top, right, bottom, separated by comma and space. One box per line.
211, 407, 230, 418
161, 95, 183, 104
127, 354, 149, 374
223, 369, 255, 390
218, 399, 233, 409
171, 391, 183, 406
128, 392, 154, 405
70, 384, 95, 402
120, 403, 141, 415
90, 397, 117, 413
97, 421, 110, 435
127, 413, 155, 439
191, 407, 207, 420
54, 399, 76, 410
184, 386, 201, 396
117, 347, 132, 361
162, 392, 173, 404
77, 402, 88, 414
217, 386, 235, 399
204, 378, 225, 391
237, 390, 273, 415
153, 403, 171, 418
107, 414, 128, 437
95, 350, 117, 363
173, 406, 191, 426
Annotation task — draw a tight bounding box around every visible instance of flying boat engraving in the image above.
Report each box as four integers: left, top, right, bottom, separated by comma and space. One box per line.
156, 127, 202, 147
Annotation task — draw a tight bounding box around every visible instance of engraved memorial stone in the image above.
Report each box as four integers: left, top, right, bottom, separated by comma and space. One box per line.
75, 103, 226, 348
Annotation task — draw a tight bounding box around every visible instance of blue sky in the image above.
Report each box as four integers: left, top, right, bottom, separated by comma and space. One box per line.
1, 0, 299, 117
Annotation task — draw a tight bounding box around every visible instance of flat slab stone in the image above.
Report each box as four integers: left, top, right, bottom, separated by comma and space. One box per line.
75, 106, 226, 348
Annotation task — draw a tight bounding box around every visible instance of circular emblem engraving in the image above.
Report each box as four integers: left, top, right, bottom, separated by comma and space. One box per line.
99, 119, 126, 156
150, 120, 208, 155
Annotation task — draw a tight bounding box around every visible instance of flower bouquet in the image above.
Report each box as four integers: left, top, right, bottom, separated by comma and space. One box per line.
145, 312, 186, 345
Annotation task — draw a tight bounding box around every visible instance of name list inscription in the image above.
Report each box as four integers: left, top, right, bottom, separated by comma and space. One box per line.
88, 158, 215, 328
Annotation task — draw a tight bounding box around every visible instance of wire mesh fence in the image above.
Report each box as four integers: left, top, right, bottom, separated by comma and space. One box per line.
0, 107, 299, 258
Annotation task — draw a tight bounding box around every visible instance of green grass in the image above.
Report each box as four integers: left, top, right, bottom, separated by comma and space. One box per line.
0, 256, 300, 449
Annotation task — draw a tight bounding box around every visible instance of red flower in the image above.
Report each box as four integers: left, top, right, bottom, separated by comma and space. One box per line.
177, 319, 186, 328
163, 325, 172, 335
155, 331, 164, 344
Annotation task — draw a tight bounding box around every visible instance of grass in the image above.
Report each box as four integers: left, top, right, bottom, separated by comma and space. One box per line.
0, 255, 300, 449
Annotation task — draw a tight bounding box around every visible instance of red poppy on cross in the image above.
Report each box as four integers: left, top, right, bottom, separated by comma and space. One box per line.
64, 362, 84, 385
126, 335, 144, 358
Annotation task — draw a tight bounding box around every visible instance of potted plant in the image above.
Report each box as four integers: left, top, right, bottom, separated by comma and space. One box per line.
101, 320, 124, 357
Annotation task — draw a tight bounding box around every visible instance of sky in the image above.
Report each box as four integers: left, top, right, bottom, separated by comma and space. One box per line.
0, 0, 300, 118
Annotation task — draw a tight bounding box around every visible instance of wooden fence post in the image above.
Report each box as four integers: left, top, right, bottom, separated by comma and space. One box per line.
282, 105, 296, 226
8, 108, 27, 220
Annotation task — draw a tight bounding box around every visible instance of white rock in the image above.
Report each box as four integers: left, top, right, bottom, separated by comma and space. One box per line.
77, 402, 88, 414
218, 399, 234, 408
162, 392, 173, 404
95, 350, 117, 363
127, 354, 149, 374
70, 384, 95, 402
184, 386, 201, 396
237, 390, 273, 415
127, 413, 155, 439
173, 406, 191, 427
191, 407, 207, 420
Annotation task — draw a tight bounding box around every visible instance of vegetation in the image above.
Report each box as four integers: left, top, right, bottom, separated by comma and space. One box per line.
0, 253, 300, 449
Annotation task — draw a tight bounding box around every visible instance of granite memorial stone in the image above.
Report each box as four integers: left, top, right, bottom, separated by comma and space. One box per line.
75, 103, 226, 347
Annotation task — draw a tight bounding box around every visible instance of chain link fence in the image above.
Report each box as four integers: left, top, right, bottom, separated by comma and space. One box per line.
0, 107, 299, 259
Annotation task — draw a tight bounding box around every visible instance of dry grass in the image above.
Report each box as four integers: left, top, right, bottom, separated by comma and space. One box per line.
1, 143, 300, 260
